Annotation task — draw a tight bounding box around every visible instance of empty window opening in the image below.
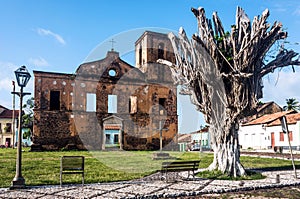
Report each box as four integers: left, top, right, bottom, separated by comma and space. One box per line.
50, 91, 60, 110
105, 134, 111, 144
159, 98, 166, 115
129, 96, 137, 114
114, 134, 119, 144
158, 43, 164, 59
86, 93, 96, 112
139, 46, 142, 66
108, 95, 117, 113
108, 69, 116, 77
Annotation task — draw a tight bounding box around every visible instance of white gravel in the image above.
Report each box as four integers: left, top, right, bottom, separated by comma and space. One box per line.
1, 170, 300, 199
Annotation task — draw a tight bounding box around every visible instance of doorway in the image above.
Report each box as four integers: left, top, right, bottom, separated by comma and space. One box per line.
271, 132, 275, 148
5, 138, 11, 147
102, 115, 123, 150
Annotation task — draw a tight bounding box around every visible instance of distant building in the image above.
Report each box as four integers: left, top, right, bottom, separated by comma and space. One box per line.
239, 110, 300, 150
0, 105, 18, 147
32, 31, 178, 151
191, 127, 210, 150
178, 133, 191, 151
178, 126, 210, 151
240, 101, 282, 124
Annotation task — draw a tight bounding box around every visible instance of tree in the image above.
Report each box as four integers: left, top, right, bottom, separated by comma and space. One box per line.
283, 98, 300, 111
159, 7, 300, 177
22, 97, 34, 140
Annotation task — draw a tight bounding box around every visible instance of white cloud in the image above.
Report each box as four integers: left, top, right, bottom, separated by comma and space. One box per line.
270, 3, 287, 13
37, 28, 66, 45
0, 62, 17, 91
0, 78, 13, 92
0, 62, 34, 108
0, 62, 17, 108
28, 57, 50, 67
262, 70, 300, 106
293, 7, 300, 16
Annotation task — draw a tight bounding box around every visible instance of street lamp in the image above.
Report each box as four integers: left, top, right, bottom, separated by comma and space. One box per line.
10, 66, 31, 189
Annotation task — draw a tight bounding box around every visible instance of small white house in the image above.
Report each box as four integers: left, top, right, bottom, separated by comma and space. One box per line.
239, 111, 300, 150
0, 105, 19, 147
178, 126, 211, 151
191, 129, 211, 150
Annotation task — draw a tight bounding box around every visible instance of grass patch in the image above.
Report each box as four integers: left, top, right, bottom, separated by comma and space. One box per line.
0, 149, 299, 187
196, 169, 265, 180
0, 148, 200, 187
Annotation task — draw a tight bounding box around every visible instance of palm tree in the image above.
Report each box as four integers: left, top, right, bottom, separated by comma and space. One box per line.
283, 98, 300, 111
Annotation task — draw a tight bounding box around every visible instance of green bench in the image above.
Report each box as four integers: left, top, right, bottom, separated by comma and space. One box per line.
160, 160, 200, 181
60, 156, 85, 186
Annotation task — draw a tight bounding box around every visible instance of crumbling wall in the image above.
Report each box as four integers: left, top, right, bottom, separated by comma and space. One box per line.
33, 48, 178, 151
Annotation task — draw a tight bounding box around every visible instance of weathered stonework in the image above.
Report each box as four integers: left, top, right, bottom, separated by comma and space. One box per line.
32, 31, 178, 151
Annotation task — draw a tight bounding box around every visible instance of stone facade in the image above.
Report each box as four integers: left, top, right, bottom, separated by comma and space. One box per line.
32, 31, 178, 151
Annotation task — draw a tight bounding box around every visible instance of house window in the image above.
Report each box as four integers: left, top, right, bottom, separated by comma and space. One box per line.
108, 95, 117, 113
5, 123, 11, 133
159, 98, 166, 115
288, 131, 293, 141
280, 132, 284, 141
129, 96, 137, 114
50, 91, 60, 110
86, 93, 96, 112
0, 123, 2, 133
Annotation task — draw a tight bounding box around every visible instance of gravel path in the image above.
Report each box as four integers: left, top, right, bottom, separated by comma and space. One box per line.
1, 169, 300, 199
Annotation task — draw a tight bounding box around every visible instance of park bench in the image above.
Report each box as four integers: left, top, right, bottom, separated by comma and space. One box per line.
160, 160, 200, 181
60, 156, 84, 186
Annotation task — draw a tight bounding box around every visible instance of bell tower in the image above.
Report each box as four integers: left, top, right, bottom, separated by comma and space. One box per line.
135, 31, 175, 74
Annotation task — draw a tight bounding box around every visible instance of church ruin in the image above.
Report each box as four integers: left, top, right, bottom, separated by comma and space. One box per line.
32, 31, 178, 151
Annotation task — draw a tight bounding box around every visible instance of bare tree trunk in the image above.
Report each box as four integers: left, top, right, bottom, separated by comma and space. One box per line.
158, 6, 299, 177
209, 122, 245, 176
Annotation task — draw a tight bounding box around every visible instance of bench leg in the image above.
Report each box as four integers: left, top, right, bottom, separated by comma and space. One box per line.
82, 172, 84, 186
160, 171, 167, 181
186, 170, 195, 180
60, 172, 62, 187
193, 170, 195, 180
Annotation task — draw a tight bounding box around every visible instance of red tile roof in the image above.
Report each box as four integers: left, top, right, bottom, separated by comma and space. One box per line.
0, 106, 19, 119
268, 113, 300, 126
178, 134, 191, 143
242, 110, 300, 127
104, 125, 121, 130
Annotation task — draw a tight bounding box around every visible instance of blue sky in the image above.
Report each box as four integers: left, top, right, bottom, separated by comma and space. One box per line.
0, 0, 300, 133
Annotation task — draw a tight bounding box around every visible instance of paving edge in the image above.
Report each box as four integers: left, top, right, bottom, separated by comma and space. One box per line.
121, 181, 300, 199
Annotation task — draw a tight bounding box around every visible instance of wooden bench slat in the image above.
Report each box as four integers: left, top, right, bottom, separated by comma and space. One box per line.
162, 164, 199, 167
60, 156, 85, 186
160, 160, 200, 181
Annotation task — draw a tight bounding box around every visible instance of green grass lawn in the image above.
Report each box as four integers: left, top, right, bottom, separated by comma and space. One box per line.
0, 148, 299, 187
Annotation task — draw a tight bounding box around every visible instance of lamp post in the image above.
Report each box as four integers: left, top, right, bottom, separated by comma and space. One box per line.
10, 66, 31, 189
12, 81, 15, 149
